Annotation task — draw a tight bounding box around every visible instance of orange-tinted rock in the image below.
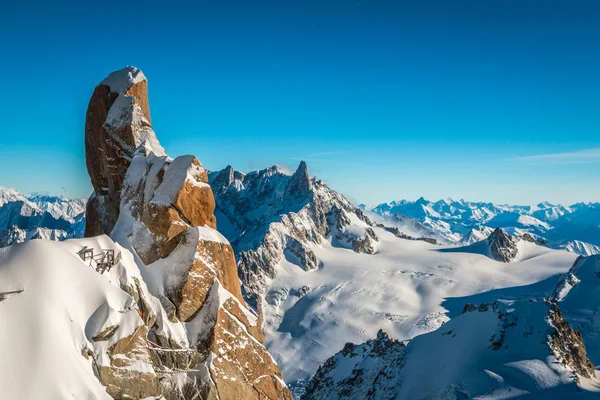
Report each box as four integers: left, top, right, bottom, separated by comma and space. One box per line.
195, 283, 291, 400
84, 67, 164, 237
85, 67, 291, 400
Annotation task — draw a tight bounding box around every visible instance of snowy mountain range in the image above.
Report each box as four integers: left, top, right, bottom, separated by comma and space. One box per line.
363, 198, 600, 255
205, 162, 600, 399
0, 186, 86, 247
3, 65, 600, 400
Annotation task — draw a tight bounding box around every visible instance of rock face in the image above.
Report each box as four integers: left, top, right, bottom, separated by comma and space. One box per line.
85, 66, 165, 237
487, 228, 519, 262
208, 164, 381, 315
84, 67, 291, 400
550, 255, 600, 370
284, 161, 312, 200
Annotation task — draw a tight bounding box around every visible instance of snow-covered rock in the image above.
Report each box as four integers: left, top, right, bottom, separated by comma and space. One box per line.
300, 253, 600, 399
558, 240, 600, 256
84, 66, 165, 238
551, 255, 600, 366
487, 227, 519, 262
208, 165, 589, 386
0, 236, 153, 400
209, 162, 381, 315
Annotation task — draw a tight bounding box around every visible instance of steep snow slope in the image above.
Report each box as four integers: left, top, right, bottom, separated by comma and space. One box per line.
300, 256, 600, 400
301, 254, 600, 400
0, 186, 85, 247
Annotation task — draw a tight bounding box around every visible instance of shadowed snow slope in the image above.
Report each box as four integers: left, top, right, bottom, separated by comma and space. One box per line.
302, 298, 600, 400
554, 255, 600, 367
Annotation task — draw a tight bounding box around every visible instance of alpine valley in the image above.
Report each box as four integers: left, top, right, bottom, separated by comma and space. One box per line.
1, 67, 600, 400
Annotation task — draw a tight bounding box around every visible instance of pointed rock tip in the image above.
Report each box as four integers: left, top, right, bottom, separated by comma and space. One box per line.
488, 227, 511, 240
100, 66, 147, 95
295, 160, 309, 175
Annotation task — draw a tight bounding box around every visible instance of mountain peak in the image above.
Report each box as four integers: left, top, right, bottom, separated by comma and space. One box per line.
284, 161, 312, 199
85, 67, 164, 236
487, 228, 519, 262
211, 165, 236, 192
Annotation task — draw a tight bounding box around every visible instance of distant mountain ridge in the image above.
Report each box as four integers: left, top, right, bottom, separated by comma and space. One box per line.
0, 186, 86, 247
364, 197, 600, 255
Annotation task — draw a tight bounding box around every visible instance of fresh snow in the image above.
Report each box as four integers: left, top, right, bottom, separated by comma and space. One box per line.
195, 225, 229, 245
0, 236, 143, 399
262, 225, 577, 381
153, 155, 208, 205
100, 66, 146, 95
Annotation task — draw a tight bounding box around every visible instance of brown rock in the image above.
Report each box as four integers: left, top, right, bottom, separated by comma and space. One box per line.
97, 325, 160, 399
195, 282, 292, 400
548, 302, 595, 379
84, 67, 291, 400
164, 228, 247, 324
84, 67, 164, 237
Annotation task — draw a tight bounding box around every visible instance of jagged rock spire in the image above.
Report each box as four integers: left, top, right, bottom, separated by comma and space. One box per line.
84, 66, 164, 237
285, 160, 312, 199
487, 228, 518, 262
83, 67, 291, 400
211, 165, 236, 195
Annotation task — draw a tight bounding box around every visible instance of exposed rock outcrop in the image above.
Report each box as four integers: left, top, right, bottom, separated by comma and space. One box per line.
85, 67, 291, 400
547, 302, 595, 379
487, 228, 519, 262
85, 66, 165, 237
284, 161, 312, 200
302, 330, 406, 400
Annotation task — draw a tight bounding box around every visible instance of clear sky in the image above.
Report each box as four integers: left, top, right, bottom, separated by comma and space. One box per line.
1, 0, 599, 206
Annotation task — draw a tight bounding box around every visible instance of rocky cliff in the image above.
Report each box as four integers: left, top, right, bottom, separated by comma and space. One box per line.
84, 66, 165, 237
487, 227, 519, 262
208, 163, 381, 315
83, 67, 291, 400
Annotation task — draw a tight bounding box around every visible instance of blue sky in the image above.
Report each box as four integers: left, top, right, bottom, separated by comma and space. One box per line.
1, 0, 599, 205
